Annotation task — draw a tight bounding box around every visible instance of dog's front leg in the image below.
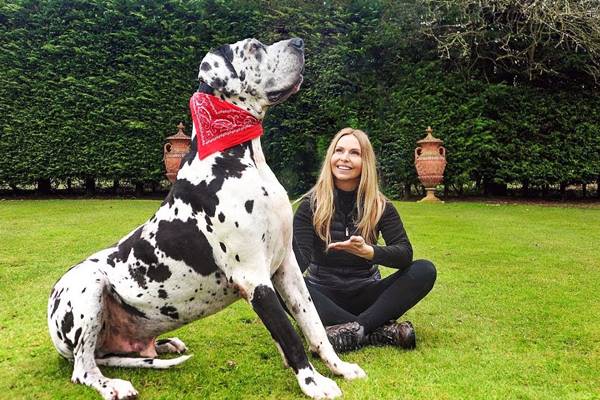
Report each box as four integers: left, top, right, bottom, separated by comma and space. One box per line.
238, 275, 342, 399
273, 252, 367, 381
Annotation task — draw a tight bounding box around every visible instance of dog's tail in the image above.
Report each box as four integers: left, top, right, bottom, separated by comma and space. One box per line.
96, 354, 192, 369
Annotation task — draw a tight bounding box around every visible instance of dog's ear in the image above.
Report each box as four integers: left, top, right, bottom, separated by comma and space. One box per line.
198, 45, 242, 96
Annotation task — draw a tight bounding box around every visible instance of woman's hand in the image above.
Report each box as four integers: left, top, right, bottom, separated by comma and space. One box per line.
327, 235, 374, 260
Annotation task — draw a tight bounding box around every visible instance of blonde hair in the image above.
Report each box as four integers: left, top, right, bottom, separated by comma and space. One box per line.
307, 128, 386, 246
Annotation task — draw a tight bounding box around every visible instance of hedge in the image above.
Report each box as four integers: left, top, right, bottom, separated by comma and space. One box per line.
1, 0, 598, 197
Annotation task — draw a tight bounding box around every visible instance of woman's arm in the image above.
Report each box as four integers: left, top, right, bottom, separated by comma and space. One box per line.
292, 198, 314, 273
371, 202, 413, 269
325, 202, 412, 269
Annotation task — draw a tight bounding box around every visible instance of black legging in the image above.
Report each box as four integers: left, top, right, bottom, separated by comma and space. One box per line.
304, 259, 436, 333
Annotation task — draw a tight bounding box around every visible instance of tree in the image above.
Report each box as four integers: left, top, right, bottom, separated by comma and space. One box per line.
423, 0, 600, 87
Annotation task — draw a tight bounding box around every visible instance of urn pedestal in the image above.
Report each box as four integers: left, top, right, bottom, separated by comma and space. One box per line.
415, 126, 447, 203
163, 122, 191, 183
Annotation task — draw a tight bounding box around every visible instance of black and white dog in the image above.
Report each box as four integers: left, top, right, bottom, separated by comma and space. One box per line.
48, 38, 365, 400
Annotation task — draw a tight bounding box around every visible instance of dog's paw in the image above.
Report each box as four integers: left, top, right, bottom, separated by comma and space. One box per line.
297, 367, 342, 399
333, 361, 366, 380
102, 378, 138, 400
340, 361, 367, 379
155, 337, 187, 354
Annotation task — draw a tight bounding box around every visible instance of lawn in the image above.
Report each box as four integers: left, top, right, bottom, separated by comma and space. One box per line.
0, 199, 598, 400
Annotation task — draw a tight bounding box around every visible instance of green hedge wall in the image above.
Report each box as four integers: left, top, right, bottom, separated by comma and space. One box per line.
1, 0, 599, 196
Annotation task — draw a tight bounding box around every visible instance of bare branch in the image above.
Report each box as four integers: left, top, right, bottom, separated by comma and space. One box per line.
421, 0, 600, 83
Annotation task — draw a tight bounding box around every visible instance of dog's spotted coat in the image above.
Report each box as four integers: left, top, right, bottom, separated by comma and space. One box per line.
48, 38, 365, 400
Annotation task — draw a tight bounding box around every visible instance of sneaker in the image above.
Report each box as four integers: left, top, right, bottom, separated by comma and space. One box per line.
365, 321, 416, 350
325, 321, 364, 353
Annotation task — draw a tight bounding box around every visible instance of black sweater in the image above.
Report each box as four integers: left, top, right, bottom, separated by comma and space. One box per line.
293, 189, 413, 276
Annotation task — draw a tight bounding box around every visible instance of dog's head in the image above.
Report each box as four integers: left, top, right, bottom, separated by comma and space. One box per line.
198, 38, 305, 119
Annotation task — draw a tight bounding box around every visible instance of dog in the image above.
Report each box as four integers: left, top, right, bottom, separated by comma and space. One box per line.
48, 37, 365, 400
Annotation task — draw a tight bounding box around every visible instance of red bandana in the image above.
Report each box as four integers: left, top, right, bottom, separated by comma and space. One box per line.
189, 92, 263, 159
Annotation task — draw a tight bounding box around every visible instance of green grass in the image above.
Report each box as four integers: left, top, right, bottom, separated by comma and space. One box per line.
0, 199, 599, 399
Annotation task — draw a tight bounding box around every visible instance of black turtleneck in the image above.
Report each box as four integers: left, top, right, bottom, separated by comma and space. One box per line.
293, 189, 413, 275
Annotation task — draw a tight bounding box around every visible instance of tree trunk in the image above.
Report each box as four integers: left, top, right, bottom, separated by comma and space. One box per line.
559, 182, 567, 200
541, 184, 548, 198
475, 176, 482, 194
85, 177, 96, 196
522, 180, 529, 197
135, 182, 144, 197
483, 179, 507, 197
37, 178, 51, 195
112, 179, 120, 195
582, 183, 587, 198
404, 182, 411, 200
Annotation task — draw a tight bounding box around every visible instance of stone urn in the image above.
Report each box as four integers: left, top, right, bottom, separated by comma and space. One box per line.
415, 126, 447, 203
163, 122, 191, 183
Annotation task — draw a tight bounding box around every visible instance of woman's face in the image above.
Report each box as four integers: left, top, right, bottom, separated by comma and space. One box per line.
330, 134, 362, 190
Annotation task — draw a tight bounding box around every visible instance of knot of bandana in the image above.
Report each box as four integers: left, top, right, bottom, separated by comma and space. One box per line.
189, 92, 263, 159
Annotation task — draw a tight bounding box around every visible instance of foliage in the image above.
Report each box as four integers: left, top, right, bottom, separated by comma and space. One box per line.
0, 0, 598, 197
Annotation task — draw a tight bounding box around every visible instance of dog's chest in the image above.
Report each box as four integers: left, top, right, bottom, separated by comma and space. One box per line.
215, 153, 292, 272
175, 140, 293, 271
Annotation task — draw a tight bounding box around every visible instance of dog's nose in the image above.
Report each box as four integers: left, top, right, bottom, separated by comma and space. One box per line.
289, 38, 304, 50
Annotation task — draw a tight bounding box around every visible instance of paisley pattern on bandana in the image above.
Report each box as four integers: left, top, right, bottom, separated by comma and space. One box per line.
190, 92, 263, 159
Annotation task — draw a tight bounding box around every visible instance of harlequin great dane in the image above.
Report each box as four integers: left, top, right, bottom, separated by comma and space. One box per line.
48, 37, 365, 400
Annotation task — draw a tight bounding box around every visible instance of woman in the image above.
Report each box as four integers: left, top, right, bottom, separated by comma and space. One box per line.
293, 127, 437, 352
